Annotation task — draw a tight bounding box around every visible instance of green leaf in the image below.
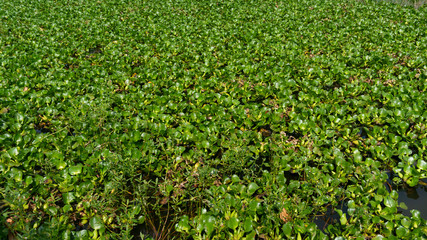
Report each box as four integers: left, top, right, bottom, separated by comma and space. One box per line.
399, 202, 408, 210
227, 217, 239, 230
166, 184, 174, 195
204, 216, 215, 236
75, 230, 88, 238
410, 210, 421, 219
8, 147, 19, 158
340, 213, 347, 225
32, 134, 44, 145
63, 204, 72, 213
247, 182, 259, 196
224, 194, 235, 207
248, 200, 261, 212
384, 196, 396, 208
56, 161, 67, 170
336, 210, 347, 225
313, 146, 321, 155
396, 226, 408, 237
353, 149, 362, 162
68, 164, 82, 175
15, 113, 24, 123
201, 140, 210, 149
62, 192, 75, 204
372, 235, 385, 240
176, 215, 190, 233
62, 229, 71, 240
243, 218, 253, 233
90, 215, 104, 230
282, 223, 293, 237
10, 168, 23, 182
231, 175, 240, 183
406, 176, 419, 187
401, 218, 411, 229
47, 206, 58, 216
417, 160, 427, 170
385, 221, 394, 231
25, 176, 33, 186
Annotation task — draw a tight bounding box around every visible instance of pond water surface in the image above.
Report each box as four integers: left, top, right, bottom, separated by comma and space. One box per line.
396, 180, 427, 219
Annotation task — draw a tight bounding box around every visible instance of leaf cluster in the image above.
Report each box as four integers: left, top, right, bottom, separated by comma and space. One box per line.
1, 0, 427, 239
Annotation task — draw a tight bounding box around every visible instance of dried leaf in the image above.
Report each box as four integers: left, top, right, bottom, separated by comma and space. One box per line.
279, 208, 292, 223
160, 197, 169, 205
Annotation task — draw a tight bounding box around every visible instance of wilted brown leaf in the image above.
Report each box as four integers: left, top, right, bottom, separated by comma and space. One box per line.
279, 208, 292, 223
160, 197, 169, 205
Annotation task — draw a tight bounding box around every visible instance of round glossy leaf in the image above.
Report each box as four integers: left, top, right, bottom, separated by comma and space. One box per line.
231, 175, 240, 183
243, 218, 253, 233
7, 147, 19, 158
204, 216, 215, 236
247, 182, 259, 196
74, 230, 88, 238
25, 176, 33, 186
62, 192, 75, 205
90, 215, 104, 230
69, 165, 82, 175
227, 217, 239, 230
396, 226, 408, 237
384, 196, 396, 208
56, 161, 67, 170
282, 222, 292, 238
400, 218, 411, 229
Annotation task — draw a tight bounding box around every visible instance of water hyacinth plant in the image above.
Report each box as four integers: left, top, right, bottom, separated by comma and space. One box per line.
1, 0, 427, 239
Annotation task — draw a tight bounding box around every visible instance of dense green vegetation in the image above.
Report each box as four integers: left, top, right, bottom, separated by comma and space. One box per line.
376, 0, 426, 8
1, 0, 427, 239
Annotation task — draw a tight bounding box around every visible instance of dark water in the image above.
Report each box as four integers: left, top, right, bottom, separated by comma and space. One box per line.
35, 127, 50, 134
397, 180, 427, 219
313, 200, 348, 231
386, 172, 427, 219
131, 225, 156, 240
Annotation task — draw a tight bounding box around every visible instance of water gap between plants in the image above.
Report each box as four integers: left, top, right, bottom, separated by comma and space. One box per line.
386, 172, 427, 219
312, 198, 348, 233
357, 126, 427, 219
312, 175, 427, 232
397, 182, 427, 219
